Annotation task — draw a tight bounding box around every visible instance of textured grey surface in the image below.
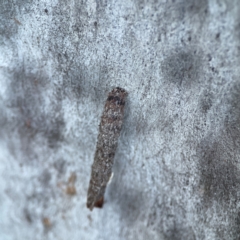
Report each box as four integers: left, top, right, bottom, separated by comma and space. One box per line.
0, 0, 240, 239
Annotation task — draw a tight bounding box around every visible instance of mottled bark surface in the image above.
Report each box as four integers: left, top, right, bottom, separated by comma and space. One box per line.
1, 0, 240, 239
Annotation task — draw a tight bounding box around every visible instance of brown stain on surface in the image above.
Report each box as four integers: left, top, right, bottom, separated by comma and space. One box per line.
66, 185, 76, 195
66, 172, 77, 196
42, 217, 51, 228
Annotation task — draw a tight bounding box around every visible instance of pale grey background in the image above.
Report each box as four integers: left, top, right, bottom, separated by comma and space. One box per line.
1, 0, 240, 239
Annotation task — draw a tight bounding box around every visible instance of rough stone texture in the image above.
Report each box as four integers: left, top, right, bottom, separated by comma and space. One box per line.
0, 0, 240, 239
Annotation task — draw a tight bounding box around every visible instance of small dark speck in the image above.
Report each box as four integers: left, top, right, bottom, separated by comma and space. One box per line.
188, 36, 192, 42
44, 9, 48, 14
216, 33, 220, 39
14, 18, 22, 25
24, 209, 32, 223
94, 21, 97, 27
207, 54, 212, 61
189, 5, 194, 11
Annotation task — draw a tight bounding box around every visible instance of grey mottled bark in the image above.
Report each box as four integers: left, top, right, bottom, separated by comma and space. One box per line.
0, 0, 240, 239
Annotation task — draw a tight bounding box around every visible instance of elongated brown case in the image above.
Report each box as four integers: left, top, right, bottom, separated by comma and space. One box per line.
87, 87, 128, 210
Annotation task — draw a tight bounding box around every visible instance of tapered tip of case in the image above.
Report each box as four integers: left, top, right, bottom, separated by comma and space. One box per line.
94, 197, 104, 208
87, 197, 104, 210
